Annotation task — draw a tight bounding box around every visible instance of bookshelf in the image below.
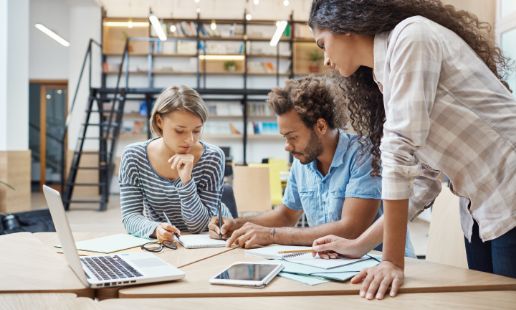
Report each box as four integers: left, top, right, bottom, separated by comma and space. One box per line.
101, 14, 323, 163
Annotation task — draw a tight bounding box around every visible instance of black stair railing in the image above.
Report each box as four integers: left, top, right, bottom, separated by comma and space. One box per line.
62, 38, 129, 211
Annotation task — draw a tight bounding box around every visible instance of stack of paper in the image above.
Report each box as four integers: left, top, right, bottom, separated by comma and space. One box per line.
246, 245, 380, 286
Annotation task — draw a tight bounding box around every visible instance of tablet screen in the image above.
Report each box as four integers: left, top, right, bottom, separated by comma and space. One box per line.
213, 263, 278, 281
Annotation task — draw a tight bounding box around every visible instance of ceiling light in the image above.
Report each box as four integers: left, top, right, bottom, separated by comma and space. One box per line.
149, 15, 167, 41
196, 7, 201, 13
195, 0, 200, 2
34, 24, 70, 47
169, 24, 177, 33
283, 0, 289, 6
270, 20, 287, 46
246, 13, 252, 21
210, 20, 217, 30
253, 0, 260, 5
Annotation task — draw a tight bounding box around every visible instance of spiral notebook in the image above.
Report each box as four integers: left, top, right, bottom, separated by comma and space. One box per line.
177, 234, 227, 249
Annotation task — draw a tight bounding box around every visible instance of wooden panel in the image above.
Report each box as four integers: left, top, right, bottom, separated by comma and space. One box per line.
0, 150, 31, 213
232, 165, 272, 212
293, 42, 328, 75
0, 233, 92, 296
0, 294, 97, 310
443, 0, 496, 33
102, 19, 150, 55
104, 291, 516, 310
426, 185, 468, 268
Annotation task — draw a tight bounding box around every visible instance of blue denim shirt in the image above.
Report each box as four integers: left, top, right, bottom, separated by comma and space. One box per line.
283, 130, 415, 257
283, 130, 381, 225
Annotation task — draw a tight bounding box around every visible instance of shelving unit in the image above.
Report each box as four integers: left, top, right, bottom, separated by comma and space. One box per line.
101, 13, 324, 164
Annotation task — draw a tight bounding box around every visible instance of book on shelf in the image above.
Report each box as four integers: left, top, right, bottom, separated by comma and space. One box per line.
198, 41, 244, 55
206, 102, 243, 117
252, 121, 279, 135
248, 101, 274, 117
198, 23, 243, 38
247, 41, 291, 55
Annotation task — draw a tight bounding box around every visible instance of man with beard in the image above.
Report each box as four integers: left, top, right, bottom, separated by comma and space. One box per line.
208, 77, 391, 250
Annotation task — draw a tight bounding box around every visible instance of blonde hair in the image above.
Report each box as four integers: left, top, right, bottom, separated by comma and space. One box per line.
150, 85, 208, 136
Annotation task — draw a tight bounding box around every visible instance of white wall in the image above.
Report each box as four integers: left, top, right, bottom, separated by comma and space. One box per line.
67, 2, 102, 151
100, 0, 313, 21
29, 0, 70, 80
0, 0, 30, 151
0, 0, 7, 151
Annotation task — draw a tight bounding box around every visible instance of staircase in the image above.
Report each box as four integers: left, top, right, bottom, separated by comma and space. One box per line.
62, 88, 126, 211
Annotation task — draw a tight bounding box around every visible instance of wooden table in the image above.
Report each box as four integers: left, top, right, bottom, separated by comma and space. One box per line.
0, 293, 97, 310
102, 291, 516, 309
35, 232, 233, 299
119, 247, 516, 298
0, 233, 93, 297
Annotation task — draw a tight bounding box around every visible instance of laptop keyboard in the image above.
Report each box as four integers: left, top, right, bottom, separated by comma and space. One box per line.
81, 255, 143, 281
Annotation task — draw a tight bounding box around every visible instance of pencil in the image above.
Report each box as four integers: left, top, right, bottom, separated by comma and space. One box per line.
277, 249, 315, 254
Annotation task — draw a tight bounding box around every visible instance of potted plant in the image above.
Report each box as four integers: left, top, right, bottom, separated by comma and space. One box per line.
224, 60, 237, 72
308, 49, 323, 73
0, 181, 15, 213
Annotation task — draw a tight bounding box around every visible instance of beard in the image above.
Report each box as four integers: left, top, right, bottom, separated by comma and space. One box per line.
293, 130, 323, 164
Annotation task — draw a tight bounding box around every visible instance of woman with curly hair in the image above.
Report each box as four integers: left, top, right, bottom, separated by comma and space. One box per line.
308, 0, 516, 300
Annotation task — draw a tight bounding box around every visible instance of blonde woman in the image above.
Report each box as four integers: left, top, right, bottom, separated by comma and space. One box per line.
119, 85, 231, 242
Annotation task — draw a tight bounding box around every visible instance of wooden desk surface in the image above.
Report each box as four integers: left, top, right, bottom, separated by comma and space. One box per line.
35, 232, 233, 299
102, 291, 516, 310
0, 293, 97, 310
119, 247, 516, 298
34, 232, 233, 268
0, 233, 93, 297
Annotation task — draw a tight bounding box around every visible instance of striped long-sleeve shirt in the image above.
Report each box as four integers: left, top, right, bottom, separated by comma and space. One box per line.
119, 139, 232, 238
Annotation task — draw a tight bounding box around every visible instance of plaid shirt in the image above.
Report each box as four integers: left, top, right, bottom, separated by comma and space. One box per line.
374, 16, 516, 242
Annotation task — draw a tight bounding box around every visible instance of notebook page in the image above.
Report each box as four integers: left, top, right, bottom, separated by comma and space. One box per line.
246, 245, 313, 259
178, 234, 227, 249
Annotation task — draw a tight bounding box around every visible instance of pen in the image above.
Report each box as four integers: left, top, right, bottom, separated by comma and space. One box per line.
217, 202, 223, 240
163, 211, 183, 246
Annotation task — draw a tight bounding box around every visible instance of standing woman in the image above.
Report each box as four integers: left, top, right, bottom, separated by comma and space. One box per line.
308, 0, 516, 300
119, 85, 231, 242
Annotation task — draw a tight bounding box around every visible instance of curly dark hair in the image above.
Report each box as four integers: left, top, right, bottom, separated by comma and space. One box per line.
267, 75, 347, 130
309, 0, 513, 176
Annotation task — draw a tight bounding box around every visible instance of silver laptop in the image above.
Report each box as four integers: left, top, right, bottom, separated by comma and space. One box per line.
42, 185, 185, 288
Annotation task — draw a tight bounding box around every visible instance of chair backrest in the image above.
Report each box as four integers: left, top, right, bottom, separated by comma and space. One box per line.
221, 183, 238, 218
249, 158, 288, 206
426, 185, 468, 268
233, 165, 272, 213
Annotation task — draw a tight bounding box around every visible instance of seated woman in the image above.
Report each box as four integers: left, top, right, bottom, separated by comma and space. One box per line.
119, 85, 232, 242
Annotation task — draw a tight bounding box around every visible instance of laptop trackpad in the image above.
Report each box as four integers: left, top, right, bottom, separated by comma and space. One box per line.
121, 253, 180, 277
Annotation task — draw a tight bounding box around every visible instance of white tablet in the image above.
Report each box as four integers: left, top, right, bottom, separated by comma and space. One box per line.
209, 261, 284, 287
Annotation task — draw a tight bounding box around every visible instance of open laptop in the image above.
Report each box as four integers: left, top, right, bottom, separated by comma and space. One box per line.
42, 185, 185, 288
